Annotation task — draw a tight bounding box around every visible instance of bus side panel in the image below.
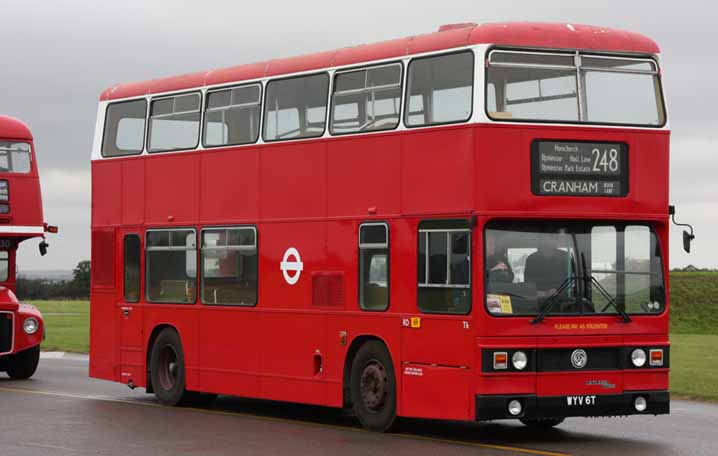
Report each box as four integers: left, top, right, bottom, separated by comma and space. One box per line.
260, 143, 326, 219
401, 127, 474, 214
327, 135, 401, 217
257, 221, 328, 405
122, 160, 145, 225
9, 176, 44, 227
89, 290, 118, 381
198, 307, 261, 398
89, 228, 119, 382
92, 162, 122, 227
401, 364, 472, 420
144, 154, 200, 225
200, 148, 259, 222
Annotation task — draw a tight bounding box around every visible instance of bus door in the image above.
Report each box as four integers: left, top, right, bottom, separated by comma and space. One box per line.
118, 232, 144, 387
400, 223, 474, 420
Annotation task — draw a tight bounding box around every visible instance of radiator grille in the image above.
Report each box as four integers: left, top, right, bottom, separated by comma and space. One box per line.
0, 312, 13, 354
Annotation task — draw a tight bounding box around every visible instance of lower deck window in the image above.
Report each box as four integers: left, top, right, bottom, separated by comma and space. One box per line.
359, 223, 389, 311
417, 221, 471, 314
201, 227, 258, 306
146, 229, 196, 303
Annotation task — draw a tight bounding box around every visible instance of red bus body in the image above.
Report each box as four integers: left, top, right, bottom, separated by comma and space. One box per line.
0, 115, 47, 375
90, 23, 670, 425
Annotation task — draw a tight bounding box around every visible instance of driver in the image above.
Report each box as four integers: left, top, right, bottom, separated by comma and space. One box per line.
486, 234, 514, 283
524, 232, 572, 301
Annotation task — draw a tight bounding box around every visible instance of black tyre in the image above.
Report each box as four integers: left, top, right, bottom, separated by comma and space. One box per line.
350, 341, 397, 432
149, 329, 190, 406
520, 417, 565, 428
6, 345, 40, 379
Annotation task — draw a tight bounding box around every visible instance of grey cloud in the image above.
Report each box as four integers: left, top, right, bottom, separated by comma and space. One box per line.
6, 0, 718, 269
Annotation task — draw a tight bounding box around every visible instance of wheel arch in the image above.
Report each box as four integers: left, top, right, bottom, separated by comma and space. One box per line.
145, 323, 179, 394
342, 334, 393, 409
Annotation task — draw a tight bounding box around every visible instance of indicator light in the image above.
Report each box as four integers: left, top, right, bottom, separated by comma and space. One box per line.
494, 352, 508, 370
649, 349, 664, 366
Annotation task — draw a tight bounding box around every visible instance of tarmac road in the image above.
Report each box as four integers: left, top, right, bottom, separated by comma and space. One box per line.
0, 355, 715, 456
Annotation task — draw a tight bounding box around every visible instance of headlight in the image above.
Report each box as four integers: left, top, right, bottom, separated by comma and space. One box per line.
23, 317, 39, 335
631, 348, 647, 367
512, 351, 528, 370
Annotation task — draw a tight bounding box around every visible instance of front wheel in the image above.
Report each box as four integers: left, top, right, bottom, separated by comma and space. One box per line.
6, 345, 40, 379
350, 341, 397, 432
520, 417, 565, 428
149, 329, 190, 406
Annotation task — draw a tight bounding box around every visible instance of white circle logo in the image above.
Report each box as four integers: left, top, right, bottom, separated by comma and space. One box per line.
571, 349, 588, 369
280, 247, 303, 285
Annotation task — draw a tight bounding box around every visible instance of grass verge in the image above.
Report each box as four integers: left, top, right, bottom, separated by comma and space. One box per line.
670, 333, 718, 401
29, 300, 89, 353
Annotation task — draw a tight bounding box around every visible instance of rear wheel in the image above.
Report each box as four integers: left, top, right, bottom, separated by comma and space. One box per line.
6, 345, 40, 379
350, 341, 397, 432
520, 417, 565, 428
149, 329, 190, 406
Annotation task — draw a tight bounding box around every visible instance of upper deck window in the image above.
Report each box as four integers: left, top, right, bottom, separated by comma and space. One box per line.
101, 99, 147, 157
148, 93, 201, 153
204, 84, 262, 147
263, 73, 329, 142
330, 63, 402, 135
0, 141, 32, 173
486, 50, 666, 127
405, 51, 474, 127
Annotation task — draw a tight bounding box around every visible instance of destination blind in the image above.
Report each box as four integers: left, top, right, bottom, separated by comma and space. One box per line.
531, 141, 629, 197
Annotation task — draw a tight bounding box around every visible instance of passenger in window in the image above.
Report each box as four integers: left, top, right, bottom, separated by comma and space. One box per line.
485, 235, 514, 283
524, 233, 572, 301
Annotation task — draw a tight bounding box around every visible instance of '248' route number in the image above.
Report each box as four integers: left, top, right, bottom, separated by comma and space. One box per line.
591, 148, 619, 173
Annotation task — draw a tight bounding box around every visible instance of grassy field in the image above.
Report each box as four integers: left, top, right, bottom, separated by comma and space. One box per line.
670, 334, 718, 401
670, 272, 718, 334
30, 300, 89, 353
22, 272, 718, 400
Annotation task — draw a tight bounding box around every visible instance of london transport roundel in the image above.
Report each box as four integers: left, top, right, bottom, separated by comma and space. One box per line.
280, 247, 303, 285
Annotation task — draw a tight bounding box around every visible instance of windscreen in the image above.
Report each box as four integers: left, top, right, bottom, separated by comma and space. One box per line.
484, 221, 665, 317
486, 51, 665, 126
0, 141, 32, 173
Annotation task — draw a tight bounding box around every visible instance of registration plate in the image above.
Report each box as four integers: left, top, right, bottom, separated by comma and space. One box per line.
566, 395, 597, 406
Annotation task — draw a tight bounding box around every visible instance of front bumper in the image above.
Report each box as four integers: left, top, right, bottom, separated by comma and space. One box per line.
476, 391, 669, 421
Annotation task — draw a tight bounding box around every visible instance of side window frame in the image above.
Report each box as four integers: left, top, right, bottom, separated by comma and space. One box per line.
404, 50, 475, 129
145, 228, 198, 304
123, 234, 141, 303
330, 62, 404, 136
147, 92, 202, 153
101, 99, 148, 157
202, 83, 263, 148
262, 72, 330, 142
200, 225, 259, 307
417, 219, 472, 315
358, 222, 390, 312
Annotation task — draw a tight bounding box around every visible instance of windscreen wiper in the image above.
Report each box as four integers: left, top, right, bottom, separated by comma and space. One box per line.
530, 276, 577, 324
591, 276, 632, 323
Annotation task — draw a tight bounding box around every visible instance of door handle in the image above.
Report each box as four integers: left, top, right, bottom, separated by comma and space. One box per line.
121, 307, 131, 317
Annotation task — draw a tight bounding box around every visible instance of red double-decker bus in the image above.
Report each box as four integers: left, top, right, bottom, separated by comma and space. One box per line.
90, 22, 673, 431
0, 115, 54, 379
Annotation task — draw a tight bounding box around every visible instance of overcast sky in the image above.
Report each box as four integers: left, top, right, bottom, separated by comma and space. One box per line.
2, 0, 715, 272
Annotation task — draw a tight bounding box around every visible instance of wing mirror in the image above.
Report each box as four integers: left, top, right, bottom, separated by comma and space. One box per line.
39, 240, 49, 256
670, 205, 695, 254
